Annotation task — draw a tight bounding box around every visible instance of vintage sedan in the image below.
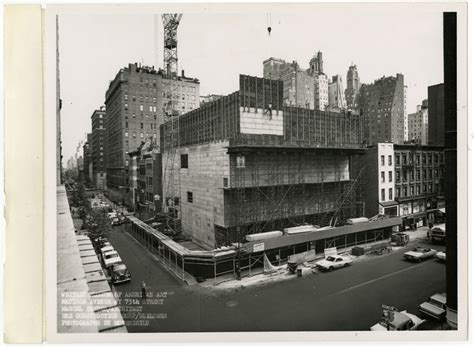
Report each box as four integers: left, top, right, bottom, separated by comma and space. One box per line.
403, 247, 437, 262
435, 251, 446, 262
102, 250, 122, 268
109, 263, 131, 285
371, 310, 426, 331
316, 255, 353, 271
419, 293, 447, 320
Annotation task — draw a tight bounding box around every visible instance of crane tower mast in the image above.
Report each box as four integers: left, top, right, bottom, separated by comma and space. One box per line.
161, 13, 183, 232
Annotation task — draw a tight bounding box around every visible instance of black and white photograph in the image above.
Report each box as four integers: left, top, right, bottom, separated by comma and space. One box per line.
4, 1, 467, 343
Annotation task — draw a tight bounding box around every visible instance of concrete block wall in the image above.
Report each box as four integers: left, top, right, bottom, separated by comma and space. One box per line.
162, 141, 230, 249
232, 151, 350, 188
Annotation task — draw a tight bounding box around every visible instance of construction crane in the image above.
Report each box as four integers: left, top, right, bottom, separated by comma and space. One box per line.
161, 13, 183, 234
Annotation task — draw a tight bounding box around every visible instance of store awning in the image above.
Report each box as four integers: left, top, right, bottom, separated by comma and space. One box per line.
379, 200, 399, 208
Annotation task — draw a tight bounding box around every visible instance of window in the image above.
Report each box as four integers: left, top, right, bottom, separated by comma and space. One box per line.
423, 169, 427, 179
140, 123, 143, 129
187, 191, 193, 203
125, 122, 128, 128
223, 177, 228, 187
396, 187, 400, 198
416, 185, 421, 195
422, 154, 426, 164
140, 133, 143, 138
149, 105, 153, 112
381, 155, 385, 166
124, 94, 128, 101
389, 188, 393, 200
125, 132, 129, 137
124, 103, 128, 110
381, 171, 385, 183
132, 113, 136, 118
181, 154, 188, 168
403, 187, 407, 197
395, 154, 400, 165
402, 155, 407, 165
381, 189, 385, 201
396, 171, 400, 182
410, 186, 414, 196
389, 171, 393, 182
416, 170, 421, 180
388, 155, 392, 166
140, 105, 144, 111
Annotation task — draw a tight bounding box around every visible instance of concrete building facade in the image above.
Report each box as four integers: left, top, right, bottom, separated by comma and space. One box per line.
162, 75, 365, 249
328, 74, 347, 111
91, 108, 107, 189
309, 52, 329, 111
263, 58, 314, 109
407, 100, 429, 145
345, 64, 360, 110
364, 143, 445, 229
358, 74, 405, 145
428, 83, 445, 146
104, 63, 199, 204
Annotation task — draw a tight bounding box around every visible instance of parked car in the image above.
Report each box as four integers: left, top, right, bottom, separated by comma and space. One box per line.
403, 247, 437, 262
109, 263, 131, 285
371, 310, 425, 331
435, 251, 446, 262
430, 224, 446, 243
316, 255, 353, 271
100, 245, 114, 256
102, 250, 122, 268
418, 293, 447, 320
111, 217, 121, 226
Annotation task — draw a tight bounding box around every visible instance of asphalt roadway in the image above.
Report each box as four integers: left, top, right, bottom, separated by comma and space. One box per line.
107, 225, 446, 333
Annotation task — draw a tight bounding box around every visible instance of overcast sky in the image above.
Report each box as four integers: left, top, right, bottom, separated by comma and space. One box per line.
52, 3, 446, 161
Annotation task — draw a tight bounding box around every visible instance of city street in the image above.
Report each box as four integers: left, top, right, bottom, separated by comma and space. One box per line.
107, 225, 446, 332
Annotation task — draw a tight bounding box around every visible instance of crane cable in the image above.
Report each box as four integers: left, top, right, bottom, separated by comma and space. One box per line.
267, 13, 272, 35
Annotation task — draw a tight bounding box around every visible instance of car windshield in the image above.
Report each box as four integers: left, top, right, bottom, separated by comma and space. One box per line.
105, 253, 118, 259
113, 264, 127, 271
326, 256, 336, 262
428, 298, 444, 308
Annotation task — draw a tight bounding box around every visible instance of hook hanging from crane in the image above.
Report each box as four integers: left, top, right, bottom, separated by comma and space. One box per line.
267, 13, 272, 35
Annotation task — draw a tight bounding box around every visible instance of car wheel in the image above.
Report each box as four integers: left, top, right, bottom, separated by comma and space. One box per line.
344, 263, 349, 267
329, 267, 334, 271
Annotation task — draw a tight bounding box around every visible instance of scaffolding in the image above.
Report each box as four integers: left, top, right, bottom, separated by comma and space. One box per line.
161, 75, 366, 247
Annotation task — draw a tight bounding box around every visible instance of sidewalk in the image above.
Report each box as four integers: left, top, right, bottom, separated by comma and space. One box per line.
200, 228, 432, 291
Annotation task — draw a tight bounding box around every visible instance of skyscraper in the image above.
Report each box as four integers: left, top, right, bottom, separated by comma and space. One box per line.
104, 63, 199, 204
345, 64, 360, 109
358, 74, 405, 145
407, 100, 429, 145
263, 57, 314, 109
309, 52, 329, 111
91, 107, 107, 189
328, 74, 347, 111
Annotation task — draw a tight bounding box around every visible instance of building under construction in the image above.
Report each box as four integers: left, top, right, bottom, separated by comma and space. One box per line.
161, 75, 366, 250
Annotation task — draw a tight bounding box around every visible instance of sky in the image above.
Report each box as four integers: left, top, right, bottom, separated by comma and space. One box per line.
51, 3, 445, 161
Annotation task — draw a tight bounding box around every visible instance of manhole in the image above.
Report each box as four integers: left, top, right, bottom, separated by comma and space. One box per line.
225, 300, 238, 307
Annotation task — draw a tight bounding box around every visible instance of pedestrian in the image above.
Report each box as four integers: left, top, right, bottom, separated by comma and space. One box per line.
141, 281, 147, 299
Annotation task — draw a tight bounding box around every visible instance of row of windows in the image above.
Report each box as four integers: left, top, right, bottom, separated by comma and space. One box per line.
395, 183, 441, 198
125, 94, 158, 103
125, 122, 157, 130
125, 104, 158, 113
395, 168, 441, 182
380, 171, 393, 183
381, 184, 442, 201
395, 152, 442, 165
380, 155, 393, 166
124, 132, 157, 139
